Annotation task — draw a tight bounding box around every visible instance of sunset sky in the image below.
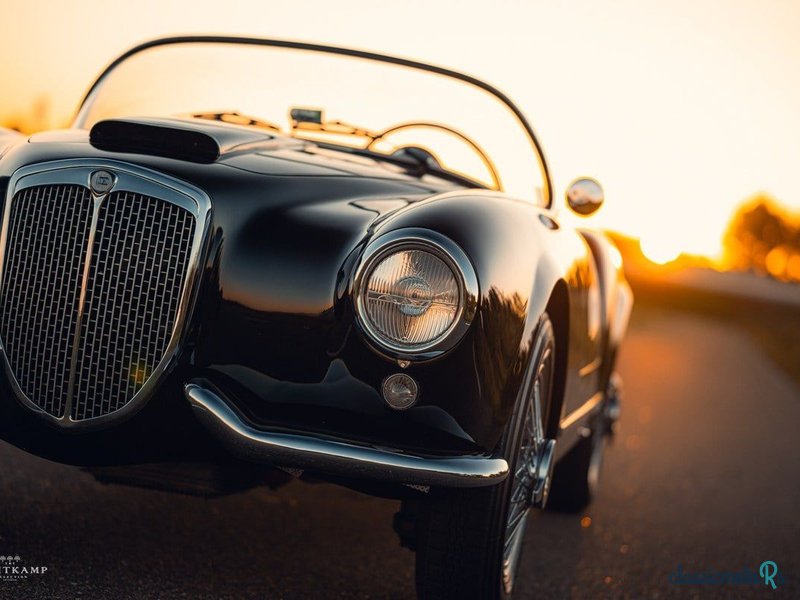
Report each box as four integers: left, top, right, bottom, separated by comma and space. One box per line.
1, 0, 798, 261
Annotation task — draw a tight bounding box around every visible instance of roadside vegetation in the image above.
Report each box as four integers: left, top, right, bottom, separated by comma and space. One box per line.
723, 195, 800, 283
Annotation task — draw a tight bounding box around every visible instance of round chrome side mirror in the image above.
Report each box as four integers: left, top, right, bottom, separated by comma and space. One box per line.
566, 178, 604, 216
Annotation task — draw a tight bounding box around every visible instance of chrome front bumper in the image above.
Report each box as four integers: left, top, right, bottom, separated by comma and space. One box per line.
184, 382, 509, 488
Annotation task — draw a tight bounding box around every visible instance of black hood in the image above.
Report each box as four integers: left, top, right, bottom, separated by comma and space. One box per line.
0, 118, 464, 364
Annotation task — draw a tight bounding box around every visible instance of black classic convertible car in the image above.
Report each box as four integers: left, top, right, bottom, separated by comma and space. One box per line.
0, 37, 631, 598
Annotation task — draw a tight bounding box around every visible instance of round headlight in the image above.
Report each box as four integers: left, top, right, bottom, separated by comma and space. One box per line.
357, 238, 471, 354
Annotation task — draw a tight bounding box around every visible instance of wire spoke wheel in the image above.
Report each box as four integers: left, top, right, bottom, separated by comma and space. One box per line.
501, 322, 556, 595
414, 315, 558, 600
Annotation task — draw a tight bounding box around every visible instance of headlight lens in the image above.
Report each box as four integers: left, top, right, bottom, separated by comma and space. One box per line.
360, 247, 462, 351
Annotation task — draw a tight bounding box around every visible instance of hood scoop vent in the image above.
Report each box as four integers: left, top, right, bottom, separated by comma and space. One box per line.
89, 117, 276, 164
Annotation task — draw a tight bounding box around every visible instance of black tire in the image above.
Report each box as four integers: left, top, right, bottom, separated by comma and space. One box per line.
545, 422, 602, 513
414, 315, 556, 599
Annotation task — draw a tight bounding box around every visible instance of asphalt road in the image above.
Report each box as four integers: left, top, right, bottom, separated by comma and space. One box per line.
0, 306, 798, 599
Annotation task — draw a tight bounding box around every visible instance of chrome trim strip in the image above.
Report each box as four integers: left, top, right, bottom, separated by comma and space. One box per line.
0, 159, 212, 429
554, 390, 605, 464
185, 382, 508, 488
578, 356, 602, 378
64, 190, 104, 411
560, 390, 603, 431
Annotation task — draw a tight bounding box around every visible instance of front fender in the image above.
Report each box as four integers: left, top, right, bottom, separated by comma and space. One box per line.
367, 191, 589, 450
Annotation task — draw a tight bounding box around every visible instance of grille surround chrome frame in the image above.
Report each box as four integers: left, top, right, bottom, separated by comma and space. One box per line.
0, 159, 211, 430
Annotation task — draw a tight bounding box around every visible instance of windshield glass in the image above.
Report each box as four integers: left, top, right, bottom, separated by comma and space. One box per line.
75, 39, 549, 205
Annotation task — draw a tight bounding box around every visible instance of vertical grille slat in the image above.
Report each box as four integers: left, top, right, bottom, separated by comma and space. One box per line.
0, 182, 196, 422
72, 191, 195, 420
0, 185, 93, 417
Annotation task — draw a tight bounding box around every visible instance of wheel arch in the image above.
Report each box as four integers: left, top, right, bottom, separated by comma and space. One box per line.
544, 278, 569, 439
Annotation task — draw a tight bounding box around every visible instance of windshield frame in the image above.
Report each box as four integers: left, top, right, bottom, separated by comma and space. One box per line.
73, 35, 552, 207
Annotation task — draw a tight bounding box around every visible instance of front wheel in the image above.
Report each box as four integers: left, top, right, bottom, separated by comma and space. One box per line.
414, 315, 557, 599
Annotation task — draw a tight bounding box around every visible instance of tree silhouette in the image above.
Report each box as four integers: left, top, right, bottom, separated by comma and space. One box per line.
723, 195, 800, 282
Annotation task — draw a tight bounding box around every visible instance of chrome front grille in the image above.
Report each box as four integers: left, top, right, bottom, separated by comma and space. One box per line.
0, 163, 205, 426
0, 185, 93, 417
71, 191, 195, 420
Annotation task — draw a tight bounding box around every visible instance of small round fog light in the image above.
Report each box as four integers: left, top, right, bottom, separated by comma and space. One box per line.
382, 373, 419, 410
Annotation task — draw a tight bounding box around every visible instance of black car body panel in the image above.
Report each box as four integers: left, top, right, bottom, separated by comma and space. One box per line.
0, 39, 631, 497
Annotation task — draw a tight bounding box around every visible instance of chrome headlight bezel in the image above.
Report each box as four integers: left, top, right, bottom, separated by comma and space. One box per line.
353, 228, 479, 360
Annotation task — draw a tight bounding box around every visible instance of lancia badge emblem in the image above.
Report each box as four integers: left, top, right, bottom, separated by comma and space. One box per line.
89, 170, 114, 195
